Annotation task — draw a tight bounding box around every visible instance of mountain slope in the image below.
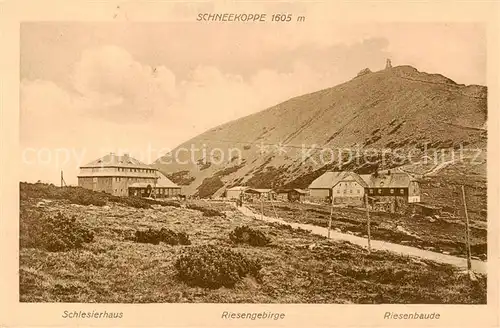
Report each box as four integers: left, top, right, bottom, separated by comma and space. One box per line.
152, 65, 487, 196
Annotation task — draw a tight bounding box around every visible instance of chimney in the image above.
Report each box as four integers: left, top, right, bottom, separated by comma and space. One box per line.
123, 153, 130, 160
385, 58, 392, 69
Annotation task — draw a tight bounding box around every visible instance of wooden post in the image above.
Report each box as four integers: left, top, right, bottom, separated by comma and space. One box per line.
270, 196, 279, 220
327, 194, 333, 238
461, 185, 472, 272
60, 170, 67, 188
364, 194, 372, 253
261, 196, 264, 220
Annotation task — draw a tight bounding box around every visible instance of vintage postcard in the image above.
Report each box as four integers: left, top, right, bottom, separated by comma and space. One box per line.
0, 0, 499, 327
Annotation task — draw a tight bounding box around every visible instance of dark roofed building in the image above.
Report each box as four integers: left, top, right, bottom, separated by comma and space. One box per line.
244, 188, 275, 201
362, 171, 420, 203
274, 188, 308, 202
308, 170, 421, 212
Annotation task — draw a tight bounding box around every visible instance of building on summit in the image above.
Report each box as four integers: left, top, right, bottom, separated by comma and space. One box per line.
77, 153, 181, 198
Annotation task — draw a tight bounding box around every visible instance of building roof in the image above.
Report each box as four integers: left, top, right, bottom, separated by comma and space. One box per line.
308, 171, 347, 189
308, 171, 369, 189
347, 173, 369, 188
226, 186, 249, 191
129, 182, 181, 189
361, 172, 414, 188
274, 188, 308, 194
309, 171, 415, 189
246, 188, 273, 194
77, 171, 157, 178
156, 171, 181, 188
81, 153, 152, 169
108, 171, 180, 189
129, 182, 155, 188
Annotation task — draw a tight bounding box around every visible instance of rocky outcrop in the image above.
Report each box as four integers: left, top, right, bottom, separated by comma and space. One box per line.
356, 68, 372, 77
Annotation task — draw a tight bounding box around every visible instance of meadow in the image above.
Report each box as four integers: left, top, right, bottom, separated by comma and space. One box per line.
19, 183, 486, 304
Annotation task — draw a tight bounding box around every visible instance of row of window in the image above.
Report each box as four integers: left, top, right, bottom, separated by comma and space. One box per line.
87, 168, 155, 173
337, 189, 361, 194
338, 182, 356, 187
368, 188, 405, 194
131, 188, 180, 196
115, 177, 154, 182
117, 168, 155, 173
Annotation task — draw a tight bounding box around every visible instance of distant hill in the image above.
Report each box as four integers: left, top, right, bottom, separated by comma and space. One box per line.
152, 65, 487, 197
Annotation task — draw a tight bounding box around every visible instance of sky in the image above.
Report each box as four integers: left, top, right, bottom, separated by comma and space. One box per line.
19, 21, 486, 185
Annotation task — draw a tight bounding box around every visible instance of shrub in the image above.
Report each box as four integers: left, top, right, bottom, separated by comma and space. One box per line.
166, 170, 195, 186
106, 195, 151, 209
134, 228, 191, 246
174, 245, 262, 288
195, 176, 224, 198
20, 183, 107, 206
20, 182, 183, 209
20, 209, 94, 252
229, 226, 270, 246
186, 204, 225, 217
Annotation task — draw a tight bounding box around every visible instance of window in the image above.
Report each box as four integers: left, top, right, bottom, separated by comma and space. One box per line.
378, 189, 382, 194
390, 189, 394, 194
357, 189, 360, 194
369, 189, 373, 194
400, 189, 404, 194
350, 190, 352, 193
337, 189, 340, 194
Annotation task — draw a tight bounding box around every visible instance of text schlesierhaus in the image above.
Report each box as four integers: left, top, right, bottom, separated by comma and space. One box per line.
221, 311, 286, 320
62, 310, 123, 319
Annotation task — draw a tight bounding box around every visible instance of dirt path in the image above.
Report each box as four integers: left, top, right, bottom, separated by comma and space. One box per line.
424, 158, 457, 176
237, 205, 487, 274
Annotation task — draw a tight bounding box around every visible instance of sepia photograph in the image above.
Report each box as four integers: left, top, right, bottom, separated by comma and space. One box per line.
18, 19, 488, 306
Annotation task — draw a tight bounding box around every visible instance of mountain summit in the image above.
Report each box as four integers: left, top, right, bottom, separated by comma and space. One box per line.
153, 65, 487, 197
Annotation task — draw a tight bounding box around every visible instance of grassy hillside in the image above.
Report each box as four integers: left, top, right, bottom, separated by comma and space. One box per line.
19, 184, 486, 303
249, 201, 486, 259
153, 65, 487, 197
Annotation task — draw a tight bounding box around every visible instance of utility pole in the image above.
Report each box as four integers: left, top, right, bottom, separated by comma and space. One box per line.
261, 196, 264, 220
60, 170, 67, 188
461, 185, 472, 272
364, 193, 372, 253
270, 194, 279, 220
327, 193, 333, 238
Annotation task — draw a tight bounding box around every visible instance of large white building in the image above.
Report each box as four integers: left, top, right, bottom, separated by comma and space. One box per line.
77, 153, 181, 198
